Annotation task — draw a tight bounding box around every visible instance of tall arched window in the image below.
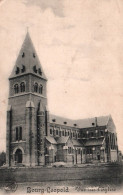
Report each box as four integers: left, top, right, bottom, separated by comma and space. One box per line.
39, 84, 43, 94
14, 84, 19, 94
56, 130, 58, 135
50, 129, 52, 135
34, 83, 38, 92
20, 82, 25, 92
16, 127, 19, 141
16, 127, 22, 141
20, 127, 22, 140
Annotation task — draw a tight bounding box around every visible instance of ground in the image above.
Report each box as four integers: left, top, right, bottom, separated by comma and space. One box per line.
0, 164, 123, 193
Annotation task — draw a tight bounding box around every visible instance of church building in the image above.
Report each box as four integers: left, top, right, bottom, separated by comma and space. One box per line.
6, 33, 118, 167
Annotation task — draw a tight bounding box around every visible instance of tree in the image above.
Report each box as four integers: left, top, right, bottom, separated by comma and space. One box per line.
0, 152, 6, 166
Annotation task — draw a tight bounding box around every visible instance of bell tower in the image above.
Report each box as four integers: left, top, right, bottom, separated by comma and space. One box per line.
6, 32, 48, 166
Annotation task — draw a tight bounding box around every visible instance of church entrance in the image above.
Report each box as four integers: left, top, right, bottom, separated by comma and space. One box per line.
15, 149, 22, 163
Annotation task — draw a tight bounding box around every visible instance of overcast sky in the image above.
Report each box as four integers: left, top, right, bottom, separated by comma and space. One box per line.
0, 0, 123, 153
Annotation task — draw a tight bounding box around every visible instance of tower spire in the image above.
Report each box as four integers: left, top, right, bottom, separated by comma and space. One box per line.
27, 26, 29, 33
9, 32, 47, 81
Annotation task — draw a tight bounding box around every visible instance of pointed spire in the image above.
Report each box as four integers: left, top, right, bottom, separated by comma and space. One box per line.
9, 32, 47, 80
26, 26, 29, 33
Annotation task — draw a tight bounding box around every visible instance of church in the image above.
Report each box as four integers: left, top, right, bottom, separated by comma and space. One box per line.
6, 33, 118, 167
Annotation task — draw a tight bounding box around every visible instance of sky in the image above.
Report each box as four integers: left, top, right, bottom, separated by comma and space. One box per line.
0, 0, 123, 153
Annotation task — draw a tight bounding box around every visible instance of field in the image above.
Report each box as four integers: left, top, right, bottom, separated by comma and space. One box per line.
0, 164, 123, 193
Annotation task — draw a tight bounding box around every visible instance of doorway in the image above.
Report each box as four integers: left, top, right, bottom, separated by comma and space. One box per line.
97, 153, 100, 161
15, 149, 22, 163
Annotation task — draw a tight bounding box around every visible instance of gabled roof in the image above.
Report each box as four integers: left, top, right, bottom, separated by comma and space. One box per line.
106, 115, 116, 133
49, 114, 77, 127
56, 136, 69, 144
9, 32, 47, 80
84, 138, 104, 147
49, 114, 110, 129
76, 116, 109, 129
46, 136, 57, 144
72, 139, 82, 147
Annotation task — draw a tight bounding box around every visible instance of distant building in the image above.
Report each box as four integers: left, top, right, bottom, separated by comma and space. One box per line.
6, 33, 118, 166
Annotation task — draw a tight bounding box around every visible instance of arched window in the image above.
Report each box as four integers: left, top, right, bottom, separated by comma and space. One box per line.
22, 52, 25, 58
38, 68, 42, 75
15, 67, 20, 74
78, 148, 81, 155
59, 131, 62, 136
16, 127, 22, 141
20, 82, 25, 92
91, 132, 94, 137
45, 147, 48, 154
71, 132, 72, 138
14, 84, 19, 94
100, 130, 104, 136
16, 127, 18, 141
113, 133, 115, 149
56, 130, 58, 135
50, 129, 52, 135
34, 83, 38, 92
21, 65, 26, 73
39, 84, 43, 94
65, 131, 67, 136
33, 65, 37, 73
53, 129, 56, 136
20, 127, 22, 140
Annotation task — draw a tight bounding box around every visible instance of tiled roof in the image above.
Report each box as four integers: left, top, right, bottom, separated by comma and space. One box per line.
56, 136, 69, 144
78, 116, 110, 129
9, 32, 47, 80
49, 114, 110, 129
72, 139, 82, 146
45, 136, 57, 144
84, 138, 104, 146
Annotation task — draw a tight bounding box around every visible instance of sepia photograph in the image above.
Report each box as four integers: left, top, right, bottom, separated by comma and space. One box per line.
0, 0, 123, 194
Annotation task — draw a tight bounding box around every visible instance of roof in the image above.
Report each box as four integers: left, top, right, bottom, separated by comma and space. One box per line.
49, 114, 110, 129
77, 116, 109, 128
9, 32, 47, 80
26, 101, 35, 108
72, 139, 82, 146
38, 101, 44, 112
56, 136, 69, 144
45, 136, 57, 144
84, 138, 104, 147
